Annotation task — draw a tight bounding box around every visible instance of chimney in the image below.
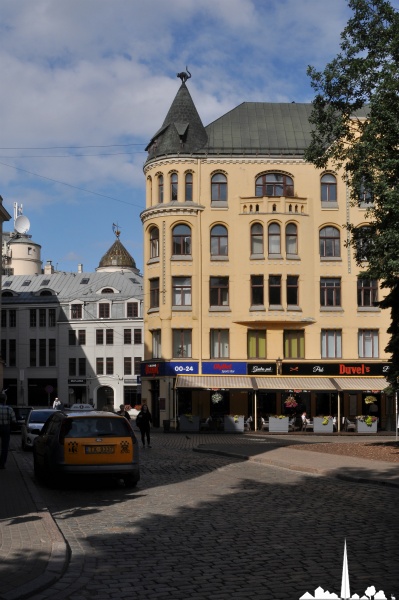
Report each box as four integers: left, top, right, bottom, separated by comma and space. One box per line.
44, 260, 54, 275
78, 263, 83, 273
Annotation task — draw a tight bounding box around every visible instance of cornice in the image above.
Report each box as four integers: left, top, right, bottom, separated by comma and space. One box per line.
200, 157, 307, 166
140, 203, 205, 223
144, 157, 198, 174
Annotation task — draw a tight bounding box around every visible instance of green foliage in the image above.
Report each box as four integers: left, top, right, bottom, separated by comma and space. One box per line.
305, 0, 399, 385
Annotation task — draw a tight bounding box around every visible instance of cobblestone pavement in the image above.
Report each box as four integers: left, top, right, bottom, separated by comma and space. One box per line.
12, 433, 399, 599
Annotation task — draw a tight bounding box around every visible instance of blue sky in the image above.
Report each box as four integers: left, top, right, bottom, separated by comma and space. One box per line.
1, 0, 394, 273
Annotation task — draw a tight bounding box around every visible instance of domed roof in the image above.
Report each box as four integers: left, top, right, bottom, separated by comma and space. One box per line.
97, 229, 138, 272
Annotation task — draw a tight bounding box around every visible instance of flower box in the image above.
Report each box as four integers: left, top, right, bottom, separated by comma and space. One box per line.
313, 417, 334, 433
179, 415, 200, 432
356, 418, 378, 433
224, 415, 244, 433
268, 416, 289, 432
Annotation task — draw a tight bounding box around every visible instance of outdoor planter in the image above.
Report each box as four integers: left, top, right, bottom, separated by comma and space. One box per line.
313, 417, 334, 433
356, 418, 378, 433
179, 415, 200, 432
224, 415, 244, 433
268, 416, 289, 433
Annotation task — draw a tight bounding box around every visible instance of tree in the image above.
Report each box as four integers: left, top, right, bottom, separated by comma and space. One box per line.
305, 0, 399, 386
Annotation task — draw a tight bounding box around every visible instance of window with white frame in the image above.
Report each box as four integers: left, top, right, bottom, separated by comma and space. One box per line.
321, 329, 342, 358
172, 277, 192, 306
172, 329, 192, 358
210, 329, 229, 358
358, 329, 379, 358
152, 330, 161, 358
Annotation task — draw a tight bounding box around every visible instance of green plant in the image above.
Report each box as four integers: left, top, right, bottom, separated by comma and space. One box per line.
356, 415, 377, 426
183, 414, 193, 422
273, 415, 288, 419
321, 416, 333, 426
364, 395, 377, 404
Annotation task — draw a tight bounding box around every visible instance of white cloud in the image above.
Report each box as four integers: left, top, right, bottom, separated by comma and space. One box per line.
0, 0, 357, 271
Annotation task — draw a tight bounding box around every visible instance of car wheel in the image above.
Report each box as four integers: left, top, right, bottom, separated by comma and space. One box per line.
124, 475, 138, 488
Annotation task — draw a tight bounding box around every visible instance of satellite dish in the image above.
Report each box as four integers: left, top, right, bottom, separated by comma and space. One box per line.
14, 214, 30, 234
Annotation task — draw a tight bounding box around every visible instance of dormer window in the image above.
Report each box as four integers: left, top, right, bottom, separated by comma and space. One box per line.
101, 288, 114, 294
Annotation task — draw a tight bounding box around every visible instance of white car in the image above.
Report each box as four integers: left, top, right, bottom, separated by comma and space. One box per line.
21, 409, 57, 450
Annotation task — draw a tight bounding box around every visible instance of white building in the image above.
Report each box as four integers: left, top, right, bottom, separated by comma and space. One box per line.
1, 225, 144, 409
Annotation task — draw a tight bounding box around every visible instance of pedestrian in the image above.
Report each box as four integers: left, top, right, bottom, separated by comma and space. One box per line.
136, 404, 152, 448
118, 404, 131, 420
53, 397, 62, 409
0, 393, 16, 469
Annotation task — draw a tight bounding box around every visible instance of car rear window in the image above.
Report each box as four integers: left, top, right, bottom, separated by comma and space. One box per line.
29, 411, 54, 423
63, 417, 132, 438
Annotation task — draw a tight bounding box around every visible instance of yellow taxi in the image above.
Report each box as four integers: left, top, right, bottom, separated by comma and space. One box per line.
33, 410, 140, 487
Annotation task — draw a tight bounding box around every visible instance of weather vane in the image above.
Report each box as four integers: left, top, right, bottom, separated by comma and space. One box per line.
177, 66, 191, 83
112, 223, 121, 239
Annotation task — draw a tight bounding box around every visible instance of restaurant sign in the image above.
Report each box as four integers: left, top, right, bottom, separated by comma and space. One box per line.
281, 362, 390, 376
247, 363, 277, 375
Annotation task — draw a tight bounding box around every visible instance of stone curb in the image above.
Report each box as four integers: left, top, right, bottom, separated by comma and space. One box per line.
193, 447, 399, 489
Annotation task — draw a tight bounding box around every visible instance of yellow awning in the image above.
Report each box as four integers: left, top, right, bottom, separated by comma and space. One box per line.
176, 375, 255, 389
254, 377, 337, 390
332, 377, 388, 391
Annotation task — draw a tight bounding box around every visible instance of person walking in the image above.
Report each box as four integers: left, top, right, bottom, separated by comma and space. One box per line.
53, 397, 62, 409
118, 404, 131, 420
0, 393, 16, 469
136, 404, 152, 448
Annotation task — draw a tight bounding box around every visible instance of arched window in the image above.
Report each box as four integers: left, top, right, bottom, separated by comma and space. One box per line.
256, 173, 294, 197
150, 227, 159, 259
170, 173, 178, 201
211, 173, 227, 202
185, 173, 193, 202
321, 174, 337, 202
251, 223, 264, 255
101, 288, 114, 294
172, 224, 191, 256
210, 225, 228, 256
319, 226, 340, 257
285, 223, 298, 255
158, 175, 164, 203
268, 223, 281, 255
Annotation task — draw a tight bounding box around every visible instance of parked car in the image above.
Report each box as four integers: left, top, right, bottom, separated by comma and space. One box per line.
33, 410, 140, 487
9, 405, 33, 432
21, 409, 57, 450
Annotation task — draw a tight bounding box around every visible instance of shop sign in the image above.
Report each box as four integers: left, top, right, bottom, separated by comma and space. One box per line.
167, 362, 199, 375
68, 378, 86, 384
141, 362, 165, 377
247, 363, 277, 375
202, 362, 247, 375
281, 362, 391, 376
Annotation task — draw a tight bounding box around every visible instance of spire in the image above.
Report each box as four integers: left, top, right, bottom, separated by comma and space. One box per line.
341, 540, 350, 600
145, 71, 207, 160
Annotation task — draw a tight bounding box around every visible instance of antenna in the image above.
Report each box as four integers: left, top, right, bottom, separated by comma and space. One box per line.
14, 214, 31, 234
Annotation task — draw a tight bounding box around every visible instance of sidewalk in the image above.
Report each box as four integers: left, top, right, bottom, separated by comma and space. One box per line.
0, 433, 398, 600
0, 448, 69, 600
194, 433, 399, 488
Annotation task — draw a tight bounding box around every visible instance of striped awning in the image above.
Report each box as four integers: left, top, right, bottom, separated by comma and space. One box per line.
254, 377, 337, 391
176, 375, 254, 389
332, 377, 388, 391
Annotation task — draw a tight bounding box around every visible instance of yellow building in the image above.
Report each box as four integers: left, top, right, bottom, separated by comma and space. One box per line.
140, 75, 392, 432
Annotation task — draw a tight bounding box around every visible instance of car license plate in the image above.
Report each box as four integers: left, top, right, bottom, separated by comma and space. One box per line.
85, 445, 115, 454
